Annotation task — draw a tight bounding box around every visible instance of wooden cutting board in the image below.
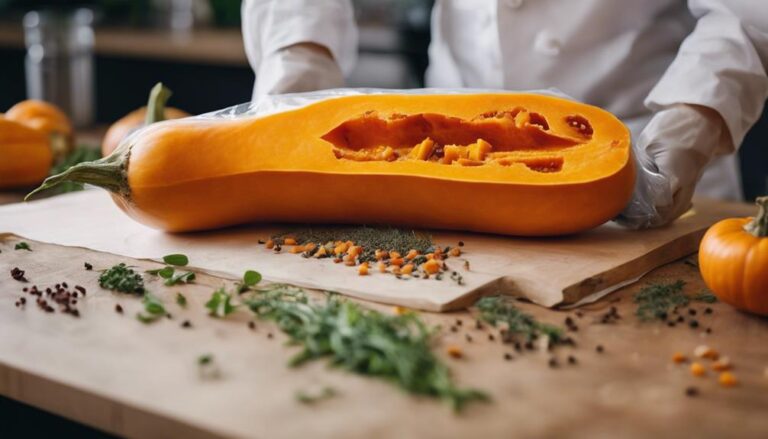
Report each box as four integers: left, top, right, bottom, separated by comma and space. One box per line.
0, 190, 755, 311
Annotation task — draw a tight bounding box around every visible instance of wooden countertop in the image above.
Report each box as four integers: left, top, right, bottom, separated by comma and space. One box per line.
0, 196, 767, 437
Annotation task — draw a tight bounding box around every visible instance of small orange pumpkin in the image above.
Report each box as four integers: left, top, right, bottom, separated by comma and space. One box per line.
5, 100, 73, 161
101, 83, 188, 157
0, 118, 53, 188
699, 196, 768, 315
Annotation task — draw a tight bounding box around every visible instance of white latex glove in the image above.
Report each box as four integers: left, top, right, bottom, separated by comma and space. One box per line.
616, 104, 733, 228
254, 43, 345, 98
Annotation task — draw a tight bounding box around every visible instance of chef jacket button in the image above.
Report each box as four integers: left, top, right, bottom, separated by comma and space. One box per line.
533, 31, 562, 56
504, 0, 524, 9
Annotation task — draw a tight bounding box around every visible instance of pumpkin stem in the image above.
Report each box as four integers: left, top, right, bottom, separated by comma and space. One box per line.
145, 82, 172, 125
744, 196, 768, 237
25, 149, 129, 201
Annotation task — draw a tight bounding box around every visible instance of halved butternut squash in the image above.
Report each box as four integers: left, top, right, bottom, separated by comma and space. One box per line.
29, 93, 635, 236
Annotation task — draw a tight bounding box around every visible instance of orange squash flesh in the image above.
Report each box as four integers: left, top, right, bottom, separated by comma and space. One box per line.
30, 93, 635, 236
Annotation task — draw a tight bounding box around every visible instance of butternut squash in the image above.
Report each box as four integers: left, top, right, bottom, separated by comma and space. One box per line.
28, 93, 635, 236
0, 118, 53, 188
5, 100, 73, 161
101, 83, 189, 157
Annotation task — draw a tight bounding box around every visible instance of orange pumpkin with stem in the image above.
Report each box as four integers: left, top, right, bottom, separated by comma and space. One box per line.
699, 196, 768, 315
5, 100, 73, 161
101, 83, 189, 157
0, 118, 53, 188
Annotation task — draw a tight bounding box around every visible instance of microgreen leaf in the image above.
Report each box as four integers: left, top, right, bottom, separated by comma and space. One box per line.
176, 292, 188, 307
205, 288, 237, 317
14, 242, 31, 251
136, 292, 166, 323
243, 270, 262, 287
163, 254, 189, 267
165, 271, 195, 286
146, 266, 175, 278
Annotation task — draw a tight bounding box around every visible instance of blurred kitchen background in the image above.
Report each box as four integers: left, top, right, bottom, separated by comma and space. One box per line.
0, 0, 766, 200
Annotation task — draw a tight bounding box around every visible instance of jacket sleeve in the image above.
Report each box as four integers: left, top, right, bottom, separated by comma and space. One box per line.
241, 0, 358, 76
644, 0, 768, 151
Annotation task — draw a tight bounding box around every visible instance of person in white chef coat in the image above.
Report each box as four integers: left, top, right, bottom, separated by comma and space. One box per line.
241, 0, 768, 228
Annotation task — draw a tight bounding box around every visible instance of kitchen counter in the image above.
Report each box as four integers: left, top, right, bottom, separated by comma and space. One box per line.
0, 196, 767, 438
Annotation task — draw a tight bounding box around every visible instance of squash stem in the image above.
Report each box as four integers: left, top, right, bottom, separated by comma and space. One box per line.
744, 196, 768, 237
25, 154, 128, 201
145, 82, 172, 125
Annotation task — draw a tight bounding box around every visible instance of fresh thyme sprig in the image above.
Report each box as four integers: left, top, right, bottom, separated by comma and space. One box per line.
473, 296, 565, 345
634, 280, 716, 321
242, 284, 487, 411
99, 263, 145, 294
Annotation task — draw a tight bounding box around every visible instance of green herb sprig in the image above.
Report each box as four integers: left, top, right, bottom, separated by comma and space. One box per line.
474, 296, 564, 345
205, 288, 238, 317
243, 284, 486, 411
99, 263, 145, 294
146, 254, 195, 286
634, 280, 717, 321
176, 292, 188, 307
236, 269, 262, 293
137, 292, 166, 323
14, 242, 31, 251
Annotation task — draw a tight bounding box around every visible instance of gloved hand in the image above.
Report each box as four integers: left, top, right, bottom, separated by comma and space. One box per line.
616, 104, 733, 228
254, 43, 345, 97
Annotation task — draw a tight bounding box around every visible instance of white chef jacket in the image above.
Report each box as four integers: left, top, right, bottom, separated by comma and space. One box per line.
242, 0, 768, 200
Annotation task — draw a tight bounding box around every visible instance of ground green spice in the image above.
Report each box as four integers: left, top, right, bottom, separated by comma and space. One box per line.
273, 226, 435, 263
243, 284, 487, 411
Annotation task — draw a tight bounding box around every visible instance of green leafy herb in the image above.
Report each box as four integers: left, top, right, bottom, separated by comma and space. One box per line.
176, 292, 188, 307
14, 242, 31, 251
243, 284, 486, 411
162, 254, 189, 267
137, 292, 166, 323
274, 226, 435, 263
99, 263, 145, 294
634, 281, 717, 321
243, 270, 262, 287
165, 271, 195, 286
205, 288, 237, 317
296, 387, 337, 405
146, 266, 175, 278
237, 270, 263, 293
474, 296, 564, 345
634, 280, 707, 321
198, 354, 213, 365
47, 145, 102, 194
